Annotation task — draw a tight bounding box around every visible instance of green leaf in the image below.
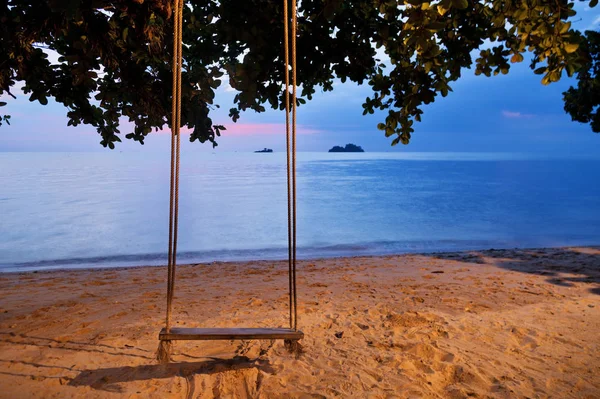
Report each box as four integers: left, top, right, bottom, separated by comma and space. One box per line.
452, 0, 468, 10
437, 2, 451, 15
559, 22, 571, 35
377, 123, 386, 130
323, 0, 343, 20
427, 22, 446, 31
0, 102, 6, 107
563, 43, 579, 54
541, 74, 551, 86
590, 0, 598, 7
510, 53, 524, 63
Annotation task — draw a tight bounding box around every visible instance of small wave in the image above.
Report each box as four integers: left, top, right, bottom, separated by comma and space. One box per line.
0, 239, 522, 273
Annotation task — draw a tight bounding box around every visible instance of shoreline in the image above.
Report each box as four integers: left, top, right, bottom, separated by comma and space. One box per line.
3, 244, 600, 275
0, 246, 598, 397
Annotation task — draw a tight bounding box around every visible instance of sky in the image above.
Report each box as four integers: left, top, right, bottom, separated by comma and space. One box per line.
1, 4, 599, 155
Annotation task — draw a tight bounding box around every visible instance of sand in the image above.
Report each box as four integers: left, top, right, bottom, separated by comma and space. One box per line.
0, 247, 599, 398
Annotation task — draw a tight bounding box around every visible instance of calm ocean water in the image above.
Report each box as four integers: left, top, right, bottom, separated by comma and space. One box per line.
1, 152, 599, 272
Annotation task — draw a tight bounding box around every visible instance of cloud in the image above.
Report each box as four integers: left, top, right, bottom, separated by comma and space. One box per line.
589, 15, 600, 29
151, 123, 321, 136
502, 110, 535, 119
220, 74, 236, 92
222, 123, 321, 136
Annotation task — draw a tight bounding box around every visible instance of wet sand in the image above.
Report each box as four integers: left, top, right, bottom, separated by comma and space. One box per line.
0, 247, 599, 398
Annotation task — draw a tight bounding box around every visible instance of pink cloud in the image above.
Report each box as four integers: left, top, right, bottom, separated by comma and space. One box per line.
502, 110, 535, 119
155, 123, 320, 136
129, 122, 321, 137
222, 123, 320, 136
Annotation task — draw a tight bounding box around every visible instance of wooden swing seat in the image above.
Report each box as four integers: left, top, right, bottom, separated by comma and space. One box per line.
159, 327, 304, 341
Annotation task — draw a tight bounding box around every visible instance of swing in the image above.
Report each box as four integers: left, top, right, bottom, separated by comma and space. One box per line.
157, 0, 302, 363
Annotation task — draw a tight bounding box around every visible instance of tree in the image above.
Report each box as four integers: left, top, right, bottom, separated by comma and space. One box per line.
0, 0, 596, 148
563, 30, 600, 133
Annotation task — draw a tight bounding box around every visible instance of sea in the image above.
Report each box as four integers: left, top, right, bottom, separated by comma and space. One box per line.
1, 152, 599, 272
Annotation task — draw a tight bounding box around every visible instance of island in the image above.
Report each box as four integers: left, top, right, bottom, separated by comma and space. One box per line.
328, 143, 365, 153
254, 148, 273, 153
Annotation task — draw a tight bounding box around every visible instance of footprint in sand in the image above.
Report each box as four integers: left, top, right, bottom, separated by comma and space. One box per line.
508, 326, 539, 350
408, 342, 456, 364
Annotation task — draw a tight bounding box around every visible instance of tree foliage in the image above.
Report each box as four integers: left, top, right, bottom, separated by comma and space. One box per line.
563, 30, 600, 133
0, 0, 596, 147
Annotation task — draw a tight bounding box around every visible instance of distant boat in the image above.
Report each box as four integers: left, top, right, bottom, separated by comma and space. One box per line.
328, 143, 365, 153
255, 148, 273, 153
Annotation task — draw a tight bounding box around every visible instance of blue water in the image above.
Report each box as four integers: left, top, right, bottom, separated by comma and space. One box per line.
1, 152, 599, 272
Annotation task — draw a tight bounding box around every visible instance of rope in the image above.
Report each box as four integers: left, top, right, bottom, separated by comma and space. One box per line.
165, 0, 183, 334
284, 0, 299, 332
283, 0, 293, 330
291, 0, 298, 332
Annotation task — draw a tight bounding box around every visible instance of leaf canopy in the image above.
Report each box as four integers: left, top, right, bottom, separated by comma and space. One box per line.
563, 30, 600, 133
0, 0, 595, 146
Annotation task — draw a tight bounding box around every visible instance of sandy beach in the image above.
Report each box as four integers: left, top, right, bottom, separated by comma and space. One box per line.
0, 247, 599, 398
